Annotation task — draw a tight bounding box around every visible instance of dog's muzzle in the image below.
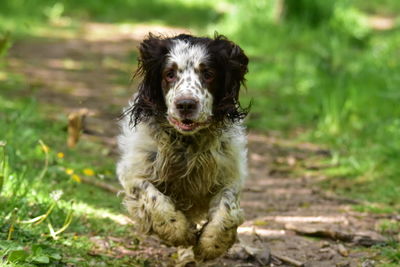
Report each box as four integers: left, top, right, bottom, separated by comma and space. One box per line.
175, 98, 199, 119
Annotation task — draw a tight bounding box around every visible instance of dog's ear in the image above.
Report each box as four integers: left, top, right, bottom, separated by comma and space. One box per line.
209, 35, 249, 122
128, 34, 170, 127
138, 34, 170, 74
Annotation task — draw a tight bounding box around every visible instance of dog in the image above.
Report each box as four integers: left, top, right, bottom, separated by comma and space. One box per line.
117, 33, 249, 262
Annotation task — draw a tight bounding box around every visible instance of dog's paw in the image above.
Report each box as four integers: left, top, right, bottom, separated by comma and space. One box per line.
152, 208, 197, 247
194, 222, 238, 261
125, 183, 197, 247
194, 194, 244, 261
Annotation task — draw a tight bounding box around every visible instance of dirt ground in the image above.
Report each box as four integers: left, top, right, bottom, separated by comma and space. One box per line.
7, 24, 392, 267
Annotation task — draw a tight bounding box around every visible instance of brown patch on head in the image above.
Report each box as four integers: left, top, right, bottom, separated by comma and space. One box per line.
161, 62, 178, 94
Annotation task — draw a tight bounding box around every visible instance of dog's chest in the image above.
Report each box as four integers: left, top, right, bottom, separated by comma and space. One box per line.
149, 137, 228, 212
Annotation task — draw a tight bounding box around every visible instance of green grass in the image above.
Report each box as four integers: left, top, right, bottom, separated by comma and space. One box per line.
353, 0, 400, 15
0, 76, 146, 266
373, 241, 400, 267
0, 0, 220, 38
216, 0, 400, 214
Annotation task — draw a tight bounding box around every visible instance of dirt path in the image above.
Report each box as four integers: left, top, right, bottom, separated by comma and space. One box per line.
8, 24, 390, 267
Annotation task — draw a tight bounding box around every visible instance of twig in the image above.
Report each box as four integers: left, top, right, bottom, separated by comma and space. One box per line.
243, 187, 264, 193
48, 201, 74, 240
316, 189, 364, 205
7, 208, 18, 240
81, 176, 120, 194
271, 253, 304, 267
0, 141, 6, 195
284, 223, 387, 246
20, 202, 56, 225
67, 109, 88, 148
38, 140, 49, 181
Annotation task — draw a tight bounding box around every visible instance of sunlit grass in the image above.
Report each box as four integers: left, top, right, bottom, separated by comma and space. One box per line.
0, 74, 141, 265
0, 0, 223, 38
213, 1, 400, 216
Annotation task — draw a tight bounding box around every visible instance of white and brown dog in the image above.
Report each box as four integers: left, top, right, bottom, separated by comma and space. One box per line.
117, 33, 249, 262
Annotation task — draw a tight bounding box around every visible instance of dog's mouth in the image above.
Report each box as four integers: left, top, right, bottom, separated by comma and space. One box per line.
168, 117, 208, 132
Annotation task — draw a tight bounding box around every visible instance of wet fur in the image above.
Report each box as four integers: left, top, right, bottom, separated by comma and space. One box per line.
117, 33, 249, 262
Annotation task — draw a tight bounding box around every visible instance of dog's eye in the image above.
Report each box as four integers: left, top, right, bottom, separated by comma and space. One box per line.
202, 69, 215, 82
165, 69, 176, 82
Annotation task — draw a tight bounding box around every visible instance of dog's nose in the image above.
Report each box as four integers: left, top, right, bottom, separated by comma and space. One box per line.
175, 98, 198, 117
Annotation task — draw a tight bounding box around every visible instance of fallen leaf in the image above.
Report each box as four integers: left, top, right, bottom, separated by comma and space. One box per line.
337, 244, 349, 257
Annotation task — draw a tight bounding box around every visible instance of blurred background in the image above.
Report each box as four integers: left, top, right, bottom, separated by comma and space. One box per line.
0, 0, 399, 266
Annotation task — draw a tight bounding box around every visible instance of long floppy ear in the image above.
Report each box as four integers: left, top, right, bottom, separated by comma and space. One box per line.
125, 34, 171, 127
208, 35, 249, 122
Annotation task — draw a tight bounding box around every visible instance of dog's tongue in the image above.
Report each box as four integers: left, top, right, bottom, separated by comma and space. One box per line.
169, 117, 198, 131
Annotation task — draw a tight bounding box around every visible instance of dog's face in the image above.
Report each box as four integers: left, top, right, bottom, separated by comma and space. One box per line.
128, 34, 249, 134
163, 40, 215, 133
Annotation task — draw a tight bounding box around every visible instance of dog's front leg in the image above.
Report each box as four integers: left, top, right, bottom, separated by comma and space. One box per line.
124, 179, 196, 247
194, 187, 244, 261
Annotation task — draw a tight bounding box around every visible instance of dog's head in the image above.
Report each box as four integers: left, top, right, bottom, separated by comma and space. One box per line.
127, 33, 249, 134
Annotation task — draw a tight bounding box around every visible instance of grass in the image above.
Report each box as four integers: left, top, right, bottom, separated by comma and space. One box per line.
216, 0, 400, 214
353, 0, 400, 15
0, 0, 220, 38
0, 76, 146, 266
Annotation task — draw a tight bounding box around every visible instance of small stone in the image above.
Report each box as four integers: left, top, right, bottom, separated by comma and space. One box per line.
337, 244, 349, 257
362, 260, 376, 267
318, 248, 336, 260
320, 241, 330, 248
336, 262, 350, 267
